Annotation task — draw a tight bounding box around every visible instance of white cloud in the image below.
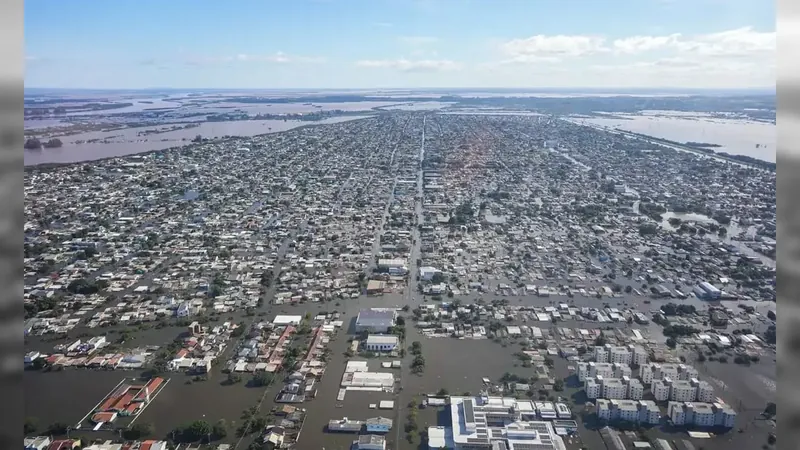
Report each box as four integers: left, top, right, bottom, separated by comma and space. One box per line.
185, 52, 325, 66
499, 34, 608, 61
398, 36, 439, 46
500, 26, 774, 59
612, 34, 682, 54
490, 26, 774, 86
672, 26, 775, 57
356, 58, 461, 72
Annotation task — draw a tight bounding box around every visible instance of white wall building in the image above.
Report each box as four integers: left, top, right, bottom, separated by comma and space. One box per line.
442, 396, 567, 450
588, 362, 614, 379
612, 363, 631, 379
600, 377, 627, 400
628, 345, 649, 366
667, 402, 737, 429
585, 378, 601, 399
639, 363, 660, 385
670, 380, 697, 402
365, 335, 399, 352
692, 378, 715, 403
594, 346, 609, 363
626, 378, 644, 400
652, 379, 671, 401
608, 346, 632, 365
596, 399, 661, 425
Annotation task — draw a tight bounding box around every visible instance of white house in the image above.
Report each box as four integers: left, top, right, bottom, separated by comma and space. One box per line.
365, 335, 399, 352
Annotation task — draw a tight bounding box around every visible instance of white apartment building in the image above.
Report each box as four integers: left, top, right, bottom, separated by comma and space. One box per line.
670, 380, 698, 403
585, 378, 601, 399
626, 378, 644, 400
667, 402, 737, 428
588, 362, 614, 379
577, 362, 589, 382
596, 399, 612, 421
628, 345, 649, 366
652, 379, 671, 401
659, 364, 680, 381
638, 400, 661, 425
677, 364, 699, 381
594, 346, 609, 363
596, 399, 661, 425
600, 377, 628, 400
609, 348, 632, 365
639, 363, 660, 385
640, 363, 701, 385
612, 363, 632, 379
692, 378, 715, 403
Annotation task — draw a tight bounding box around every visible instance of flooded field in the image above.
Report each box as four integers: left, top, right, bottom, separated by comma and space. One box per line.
580, 114, 776, 162
24, 116, 370, 166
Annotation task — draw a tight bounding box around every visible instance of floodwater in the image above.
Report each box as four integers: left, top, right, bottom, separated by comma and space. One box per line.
24, 370, 133, 429
195, 101, 401, 115
24, 116, 370, 166
380, 102, 455, 111
579, 114, 776, 163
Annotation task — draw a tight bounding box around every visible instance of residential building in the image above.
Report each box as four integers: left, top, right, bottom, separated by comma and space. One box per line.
596, 399, 611, 421
692, 378, 715, 403
364, 335, 399, 352
611, 399, 640, 422
588, 362, 614, 379
637, 400, 661, 425
628, 345, 649, 366
670, 380, 697, 402
353, 434, 386, 450
639, 363, 660, 385
612, 363, 631, 378
652, 379, 671, 401
24, 437, 51, 450
677, 364, 699, 381
596, 399, 660, 425
419, 266, 440, 281
659, 364, 680, 381
365, 417, 393, 433
585, 378, 601, 399
608, 346, 632, 365
355, 309, 396, 333
577, 362, 589, 382
600, 377, 627, 400
667, 402, 737, 428
594, 346, 609, 363
626, 378, 644, 400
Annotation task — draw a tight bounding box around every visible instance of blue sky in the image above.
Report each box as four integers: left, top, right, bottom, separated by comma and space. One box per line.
24, 0, 775, 89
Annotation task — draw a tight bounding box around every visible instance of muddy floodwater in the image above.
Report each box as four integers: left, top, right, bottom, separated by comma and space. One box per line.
24, 116, 370, 166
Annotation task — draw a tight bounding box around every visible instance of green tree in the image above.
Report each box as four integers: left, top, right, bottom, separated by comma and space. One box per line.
185, 420, 212, 442
123, 422, 154, 440
47, 422, 69, 436
24, 417, 38, 435
251, 371, 273, 387
212, 419, 228, 440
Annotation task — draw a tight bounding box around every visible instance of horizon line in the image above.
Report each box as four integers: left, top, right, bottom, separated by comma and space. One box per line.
24, 86, 776, 92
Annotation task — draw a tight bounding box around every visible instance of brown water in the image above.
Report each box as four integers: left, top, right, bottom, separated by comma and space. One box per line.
23, 116, 370, 166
